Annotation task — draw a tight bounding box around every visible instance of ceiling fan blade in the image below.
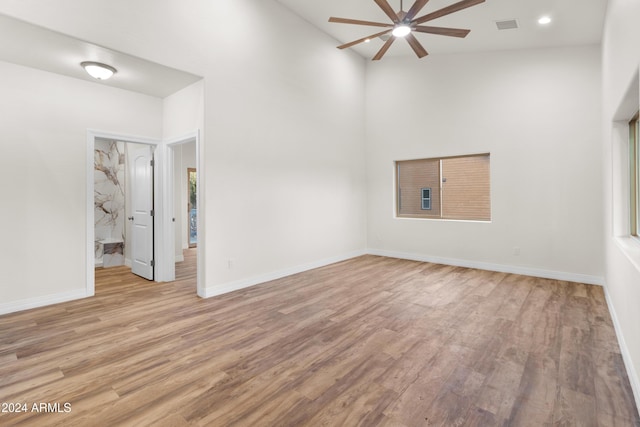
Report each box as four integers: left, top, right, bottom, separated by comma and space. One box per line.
329, 17, 393, 28
413, 25, 470, 37
372, 36, 395, 61
405, 0, 431, 21
413, 0, 485, 25
337, 29, 393, 49
405, 33, 428, 58
374, 0, 400, 22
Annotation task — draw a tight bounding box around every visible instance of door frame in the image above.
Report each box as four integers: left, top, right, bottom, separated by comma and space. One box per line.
164, 131, 203, 296
86, 129, 162, 296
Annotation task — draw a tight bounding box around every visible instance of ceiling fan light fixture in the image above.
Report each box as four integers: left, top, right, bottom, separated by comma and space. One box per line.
81, 61, 117, 80
328, 0, 485, 60
538, 16, 551, 25
392, 24, 412, 37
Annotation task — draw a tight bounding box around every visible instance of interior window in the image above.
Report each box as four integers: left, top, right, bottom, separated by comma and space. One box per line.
396, 154, 491, 221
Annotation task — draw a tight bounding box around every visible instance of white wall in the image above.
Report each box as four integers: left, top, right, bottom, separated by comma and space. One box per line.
163, 80, 204, 264
0, 0, 368, 297
0, 60, 162, 313
203, 1, 368, 291
163, 80, 204, 141
602, 0, 640, 408
366, 46, 603, 283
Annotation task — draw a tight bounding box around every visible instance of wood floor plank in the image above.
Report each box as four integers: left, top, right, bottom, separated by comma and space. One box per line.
0, 251, 638, 426
298, 351, 395, 423
505, 353, 558, 425
559, 326, 597, 397
553, 386, 598, 426
594, 350, 640, 423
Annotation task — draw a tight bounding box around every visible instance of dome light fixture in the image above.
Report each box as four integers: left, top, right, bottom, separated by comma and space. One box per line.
392, 24, 412, 38
81, 61, 117, 80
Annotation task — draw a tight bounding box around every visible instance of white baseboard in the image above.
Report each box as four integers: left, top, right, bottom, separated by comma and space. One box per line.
366, 248, 605, 286
202, 248, 605, 298
175, 254, 185, 263
603, 286, 640, 416
0, 289, 88, 316
202, 249, 367, 298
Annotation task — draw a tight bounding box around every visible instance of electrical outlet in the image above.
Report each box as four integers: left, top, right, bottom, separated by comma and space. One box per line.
227, 258, 234, 269
513, 246, 520, 256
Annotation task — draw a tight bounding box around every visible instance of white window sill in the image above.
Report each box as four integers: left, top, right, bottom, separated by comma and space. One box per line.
614, 236, 640, 273
395, 216, 492, 224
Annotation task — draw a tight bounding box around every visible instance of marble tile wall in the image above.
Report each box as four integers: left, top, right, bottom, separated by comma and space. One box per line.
94, 140, 125, 262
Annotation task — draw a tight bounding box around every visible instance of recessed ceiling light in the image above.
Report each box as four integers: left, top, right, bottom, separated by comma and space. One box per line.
364, 38, 371, 43
538, 16, 551, 25
81, 61, 117, 80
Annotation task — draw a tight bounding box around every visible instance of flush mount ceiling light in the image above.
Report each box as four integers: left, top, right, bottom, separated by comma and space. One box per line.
329, 0, 484, 60
81, 61, 117, 80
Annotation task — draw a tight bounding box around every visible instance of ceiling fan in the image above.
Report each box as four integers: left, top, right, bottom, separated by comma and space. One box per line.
329, 0, 485, 60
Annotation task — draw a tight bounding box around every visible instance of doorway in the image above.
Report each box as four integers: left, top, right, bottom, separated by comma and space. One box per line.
87, 129, 202, 298
87, 130, 161, 297
169, 138, 199, 285
93, 137, 156, 282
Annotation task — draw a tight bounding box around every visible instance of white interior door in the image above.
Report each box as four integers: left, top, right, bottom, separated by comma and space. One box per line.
130, 144, 154, 280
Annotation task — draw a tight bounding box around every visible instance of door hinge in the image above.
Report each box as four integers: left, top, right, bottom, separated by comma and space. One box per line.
151, 260, 155, 267
150, 159, 155, 167
150, 210, 155, 217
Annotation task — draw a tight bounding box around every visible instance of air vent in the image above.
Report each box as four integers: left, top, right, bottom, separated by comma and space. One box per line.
495, 19, 518, 30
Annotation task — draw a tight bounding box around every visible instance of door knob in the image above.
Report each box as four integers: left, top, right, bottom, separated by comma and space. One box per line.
128, 216, 134, 221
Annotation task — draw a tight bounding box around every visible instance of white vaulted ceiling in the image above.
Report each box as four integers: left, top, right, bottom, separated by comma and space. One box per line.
0, 0, 608, 97
274, 0, 608, 60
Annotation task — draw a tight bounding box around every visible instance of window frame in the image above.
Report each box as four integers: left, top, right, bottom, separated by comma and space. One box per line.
421, 187, 432, 210
395, 153, 491, 222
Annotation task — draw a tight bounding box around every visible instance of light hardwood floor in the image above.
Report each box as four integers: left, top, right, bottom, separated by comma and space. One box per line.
1, 253, 638, 426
